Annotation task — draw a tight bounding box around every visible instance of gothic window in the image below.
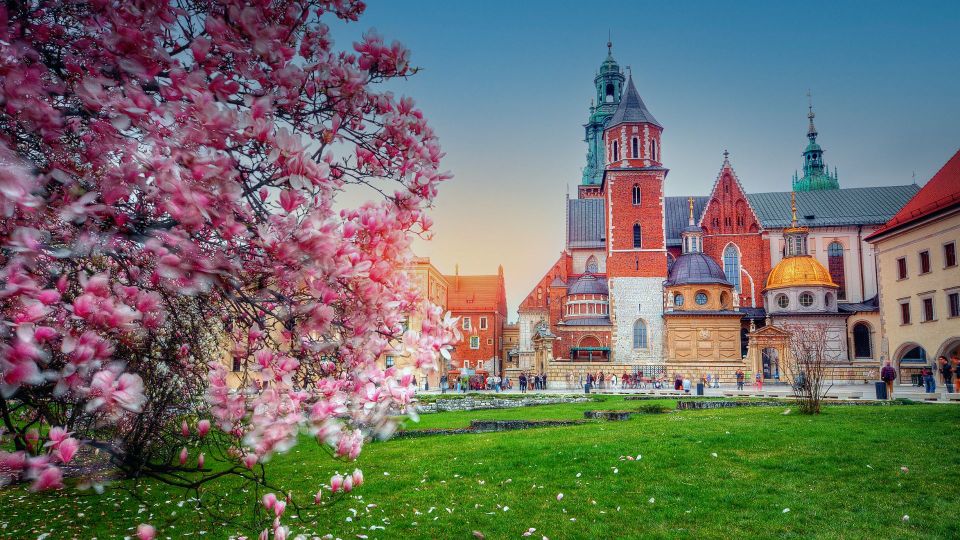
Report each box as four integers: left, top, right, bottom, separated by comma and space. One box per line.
827, 242, 846, 300
853, 323, 872, 358
632, 137, 639, 158
723, 244, 741, 292
613, 141, 619, 162
633, 224, 642, 249
632, 184, 641, 205
632, 319, 648, 349
585, 255, 599, 274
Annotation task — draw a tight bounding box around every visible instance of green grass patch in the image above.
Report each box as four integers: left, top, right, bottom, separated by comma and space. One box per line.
1, 397, 958, 539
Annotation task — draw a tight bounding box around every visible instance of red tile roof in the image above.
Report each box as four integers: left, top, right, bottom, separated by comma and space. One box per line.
866, 148, 960, 240
444, 274, 505, 313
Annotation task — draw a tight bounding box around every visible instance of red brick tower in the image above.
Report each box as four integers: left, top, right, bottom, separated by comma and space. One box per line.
602, 73, 668, 364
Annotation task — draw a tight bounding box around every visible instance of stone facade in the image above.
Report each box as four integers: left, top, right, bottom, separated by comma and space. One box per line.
609, 277, 665, 363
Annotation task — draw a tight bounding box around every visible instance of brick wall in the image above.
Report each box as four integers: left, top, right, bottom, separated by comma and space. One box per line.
605, 170, 668, 278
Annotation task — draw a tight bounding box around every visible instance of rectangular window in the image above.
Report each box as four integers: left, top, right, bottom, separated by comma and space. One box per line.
487, 338, 493, 345
385, 356, 395, 368
469, 336, 480, 349
900, 301, 911, 324
919, 250, 931, 274
922, 297, 935, 322
945, 242, 957, 268
463, 360, 471, 369
897, 257, 907, 280
462, 317, 471, 330
479, 316, 488, 330
949, 292, 960, 318
232, 357, 242, 372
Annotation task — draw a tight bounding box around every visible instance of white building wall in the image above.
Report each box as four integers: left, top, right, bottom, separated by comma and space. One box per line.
609, 277, 665, 363
770, 315, 849, 361
571, 249, 607, 274
767, 225, 880, 303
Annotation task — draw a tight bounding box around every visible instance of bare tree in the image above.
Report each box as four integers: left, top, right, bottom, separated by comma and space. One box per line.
783, 323, 834, 414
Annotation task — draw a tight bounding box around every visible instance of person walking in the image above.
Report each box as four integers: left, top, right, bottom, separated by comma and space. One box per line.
519, 373, 527, 393
736, 369, 744, 390
755, 371, 763, 391
938, 355, 952, 391
881, 361, 897, 400
682, 375, 691, 394
923, 365, 935, 393
441, 374, 448, 394
953, 354, 960, 393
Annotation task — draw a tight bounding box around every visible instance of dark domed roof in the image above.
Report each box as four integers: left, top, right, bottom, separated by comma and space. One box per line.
568, 274, 608, 295
665, 253, 730, 287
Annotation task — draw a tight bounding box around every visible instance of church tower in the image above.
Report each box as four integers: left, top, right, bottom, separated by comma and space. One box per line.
602, 72, 668, 364
792, 96, 840, 191
580, 39, 625, 196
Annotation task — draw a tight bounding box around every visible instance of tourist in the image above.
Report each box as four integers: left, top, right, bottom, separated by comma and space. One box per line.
682, 375, 691, 394
611, 374, 617, 389
880, 360, 897, 399
706, 373, 712, 388
599, 372, 605, 390
735, 369, 744, 390
440, 374, 448, 394
712, 374, 720, 389
674, 374, 682, 391
953, 354, 960, 393
519, 373, 527, 393
755, 372, 763, 391
938, 356, 952, 390
543, 373, 548, 390
922, 365, 935, 393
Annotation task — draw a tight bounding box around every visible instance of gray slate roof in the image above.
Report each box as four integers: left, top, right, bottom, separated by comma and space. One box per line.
568, 274, 609, 295
665, 196, 708, 247
665, 252, 730, 286
567, 198, 605, 249
558, 317, 612, 326
747, 185, 919, 229
838, 295, 879, 313
606, 75, 662, 129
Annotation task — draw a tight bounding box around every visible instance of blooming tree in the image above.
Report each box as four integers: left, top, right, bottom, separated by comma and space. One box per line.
0, 0, 456, 531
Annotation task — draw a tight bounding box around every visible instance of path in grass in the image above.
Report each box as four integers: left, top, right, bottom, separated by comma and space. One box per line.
1, 398, 958, 539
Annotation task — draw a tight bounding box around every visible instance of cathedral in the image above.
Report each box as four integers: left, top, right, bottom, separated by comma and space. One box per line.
513, 43, 919, 385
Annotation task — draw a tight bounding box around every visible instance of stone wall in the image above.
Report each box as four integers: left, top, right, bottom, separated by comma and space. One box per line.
414, 395, 591, 414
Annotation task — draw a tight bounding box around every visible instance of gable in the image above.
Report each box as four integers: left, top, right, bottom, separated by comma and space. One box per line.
698, 161, 763, 235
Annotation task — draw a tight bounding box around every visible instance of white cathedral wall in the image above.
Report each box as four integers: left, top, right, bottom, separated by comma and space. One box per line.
767, 225, 880, 303
770, 315, 849, 362
609, 277, 665, 363
571, 249, 607, 274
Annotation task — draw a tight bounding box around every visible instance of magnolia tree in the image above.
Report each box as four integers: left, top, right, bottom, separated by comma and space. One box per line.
0, 0, 457, 535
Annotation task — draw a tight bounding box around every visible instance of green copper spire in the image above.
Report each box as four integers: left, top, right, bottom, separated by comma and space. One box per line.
582, 38, 624, 186
792, 92, 840, 191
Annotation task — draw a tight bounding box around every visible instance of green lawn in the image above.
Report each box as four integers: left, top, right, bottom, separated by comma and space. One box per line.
2, 397, 958, 539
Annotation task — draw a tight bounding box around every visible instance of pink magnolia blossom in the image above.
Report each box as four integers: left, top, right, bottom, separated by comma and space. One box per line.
137, 524, 157, 540
197, 419, 211, 438
330, 474, 344, 493
179, 447, 188, 466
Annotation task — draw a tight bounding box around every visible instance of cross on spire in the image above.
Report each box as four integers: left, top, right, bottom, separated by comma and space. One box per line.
607, 30, 612, 54
723, 149, 730, 161
790, 191, 798, 227
688, 196, 695, 225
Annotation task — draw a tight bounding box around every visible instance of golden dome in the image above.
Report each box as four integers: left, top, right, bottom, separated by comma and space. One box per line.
765, 255, 838, 291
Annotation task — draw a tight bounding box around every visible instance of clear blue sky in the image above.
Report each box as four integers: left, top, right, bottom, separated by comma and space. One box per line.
331, 1, 960, 320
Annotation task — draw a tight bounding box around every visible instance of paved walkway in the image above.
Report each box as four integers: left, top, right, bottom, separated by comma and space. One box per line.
418, 382, 960, 403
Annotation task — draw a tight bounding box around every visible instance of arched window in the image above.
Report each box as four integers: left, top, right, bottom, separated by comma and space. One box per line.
632, 137, 639, 158
632, 184, 641, 205
613, 141, 619, 162
723, 244, 741, 292
828, 242, 846, 300
605, 83, 615, 102
585, 255, 599, 274
633, 319, 647, 349
633, 224, 642, 248
853, 323, 872, 358
720, 291, 730, 309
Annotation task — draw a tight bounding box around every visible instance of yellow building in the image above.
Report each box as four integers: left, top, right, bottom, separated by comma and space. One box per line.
663, 199, 745, 380
379, 257, 449, 388
867, 149, 960, 383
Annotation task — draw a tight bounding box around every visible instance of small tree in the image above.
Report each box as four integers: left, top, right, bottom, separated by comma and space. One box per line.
783, 323, 833, 414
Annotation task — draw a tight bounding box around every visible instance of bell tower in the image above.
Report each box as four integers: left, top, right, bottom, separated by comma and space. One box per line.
580, 39, 625, 194
601, 70, 668, 365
